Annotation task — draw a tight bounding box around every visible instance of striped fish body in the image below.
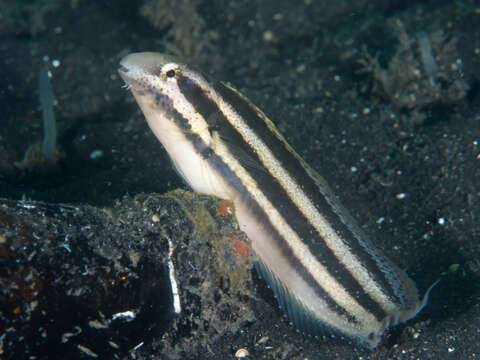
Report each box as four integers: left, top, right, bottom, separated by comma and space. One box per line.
119, 52, 431, 348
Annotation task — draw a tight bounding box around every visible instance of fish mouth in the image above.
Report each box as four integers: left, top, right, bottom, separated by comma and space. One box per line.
118, 63, 129, 74
118, 64, 134, 87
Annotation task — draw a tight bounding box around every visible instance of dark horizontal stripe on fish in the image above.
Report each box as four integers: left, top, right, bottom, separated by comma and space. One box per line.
151, 89, 213, 158
177, 74, 388, 321
213, 80, 402, 306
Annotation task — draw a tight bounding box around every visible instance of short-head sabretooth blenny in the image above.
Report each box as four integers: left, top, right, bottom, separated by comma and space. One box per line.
118, 52, 436, 348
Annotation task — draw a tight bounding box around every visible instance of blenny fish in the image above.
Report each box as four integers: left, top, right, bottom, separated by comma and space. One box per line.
119, 52, 434, 348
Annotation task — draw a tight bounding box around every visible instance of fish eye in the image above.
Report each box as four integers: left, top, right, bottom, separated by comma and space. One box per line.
161, 63, 179, 81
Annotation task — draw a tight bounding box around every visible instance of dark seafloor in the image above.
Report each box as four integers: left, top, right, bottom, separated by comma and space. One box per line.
1, 0, 480, 359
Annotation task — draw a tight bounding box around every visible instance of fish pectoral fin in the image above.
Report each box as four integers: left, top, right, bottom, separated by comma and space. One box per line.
211, 130, 268, 176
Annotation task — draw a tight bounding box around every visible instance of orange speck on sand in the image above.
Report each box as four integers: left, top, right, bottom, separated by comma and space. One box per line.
233, 237, 250, 259
217, 200, 233, 217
